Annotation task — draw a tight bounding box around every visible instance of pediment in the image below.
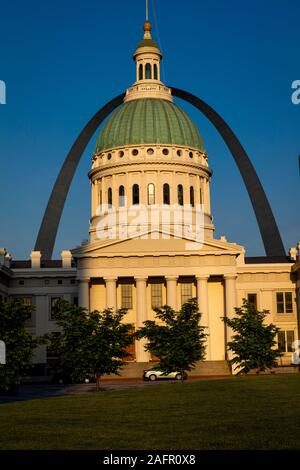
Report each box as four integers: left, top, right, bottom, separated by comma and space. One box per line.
72, 229, 244, 258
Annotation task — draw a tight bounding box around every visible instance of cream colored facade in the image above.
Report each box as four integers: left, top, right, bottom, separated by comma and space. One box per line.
72, 22, 299, 369
0, 21, 299, 375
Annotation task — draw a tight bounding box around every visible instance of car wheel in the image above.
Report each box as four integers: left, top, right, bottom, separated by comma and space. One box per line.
175, 373, 182, 381
149, 374, 157, 381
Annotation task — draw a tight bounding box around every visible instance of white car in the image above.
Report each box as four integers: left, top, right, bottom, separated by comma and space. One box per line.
143, 368, 187, 381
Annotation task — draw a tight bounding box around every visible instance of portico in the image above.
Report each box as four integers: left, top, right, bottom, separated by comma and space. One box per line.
74, 234, 241, 363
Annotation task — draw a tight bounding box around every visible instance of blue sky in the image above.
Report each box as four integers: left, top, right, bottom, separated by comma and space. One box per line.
0, 0, 299, 259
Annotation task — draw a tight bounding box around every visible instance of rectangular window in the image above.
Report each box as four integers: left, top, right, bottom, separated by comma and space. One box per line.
72, 296, 78, 306
278, 330, 295, 353
22, 297, 32, 306
286, 331, 295, 353
276, 292, 293, 314
49, 297, 62, 320
151, 283, 162, 309
285, 292, 293, 313
181, 283, 192, 305
23, 297, 35, 326
247, 293, 257, 309
277, 330, 286, 352
121, 284, 132, 309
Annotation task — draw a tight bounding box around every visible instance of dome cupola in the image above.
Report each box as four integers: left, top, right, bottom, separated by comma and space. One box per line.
89, 8, 214, 243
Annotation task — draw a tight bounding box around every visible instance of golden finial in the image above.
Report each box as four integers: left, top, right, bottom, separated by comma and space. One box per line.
144, 21, 152, 32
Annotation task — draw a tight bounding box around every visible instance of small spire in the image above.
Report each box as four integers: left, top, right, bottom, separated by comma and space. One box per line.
144, 0, 152, 38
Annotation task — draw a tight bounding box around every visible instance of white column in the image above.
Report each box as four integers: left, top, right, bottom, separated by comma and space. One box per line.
104, 277, 117, 310
78, 279, 90, 310
224, 274, 237, 357
166, 276, 178, 310
135, 277, 150, 362
196, 275, 211, 360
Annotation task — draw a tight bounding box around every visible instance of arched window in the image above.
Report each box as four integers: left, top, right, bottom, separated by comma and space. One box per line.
139, 63, 143, 80
132, 184, 140, 205
199, 188, 203, 205
108, 187, 112, 208
147, 183, 155, 205
119, 185, 125, 207
145, 63, 151, 79
190, 186, 195, 207
154, 63, 158, 80
177, 184, 184, 206
163, 183, 170, 205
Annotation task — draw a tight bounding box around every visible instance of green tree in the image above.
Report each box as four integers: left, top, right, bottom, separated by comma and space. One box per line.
135, 298, 207, 381
0, 299, 41, 393
223, 299, 282, 375
48, 300, 134, 390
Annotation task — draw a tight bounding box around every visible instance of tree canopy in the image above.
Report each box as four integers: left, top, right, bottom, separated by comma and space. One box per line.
223, 299, 282, 375
0, 299, 41, 393
48, 300, 135, 390
135, 298, 207, 380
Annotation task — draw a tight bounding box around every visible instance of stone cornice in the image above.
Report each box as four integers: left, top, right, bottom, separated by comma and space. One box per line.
9, 268, 77, 278
238, 264, 293, 274
73, 251, 240, 259
89, 160, 213, 180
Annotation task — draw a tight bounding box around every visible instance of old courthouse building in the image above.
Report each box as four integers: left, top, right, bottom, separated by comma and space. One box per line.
0, 20, 299, 375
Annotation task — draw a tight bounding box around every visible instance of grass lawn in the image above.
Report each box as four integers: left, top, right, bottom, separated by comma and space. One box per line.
0, 374, 300, 450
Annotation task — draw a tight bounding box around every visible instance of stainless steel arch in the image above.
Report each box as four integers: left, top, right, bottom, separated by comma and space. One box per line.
34, 88, 285, 259
34, 94, 124, 260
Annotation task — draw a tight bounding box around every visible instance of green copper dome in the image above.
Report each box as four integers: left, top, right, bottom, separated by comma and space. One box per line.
95, 99, 205, 154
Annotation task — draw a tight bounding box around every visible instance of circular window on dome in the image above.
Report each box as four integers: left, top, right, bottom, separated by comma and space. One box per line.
119, 150, 124, 158
107, 153, 112, 160
132, 149, 139, 156
147, 148, 154, 155
177, 150, 182, 156
189, 151, 193, 158
162, 148, 169, 156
